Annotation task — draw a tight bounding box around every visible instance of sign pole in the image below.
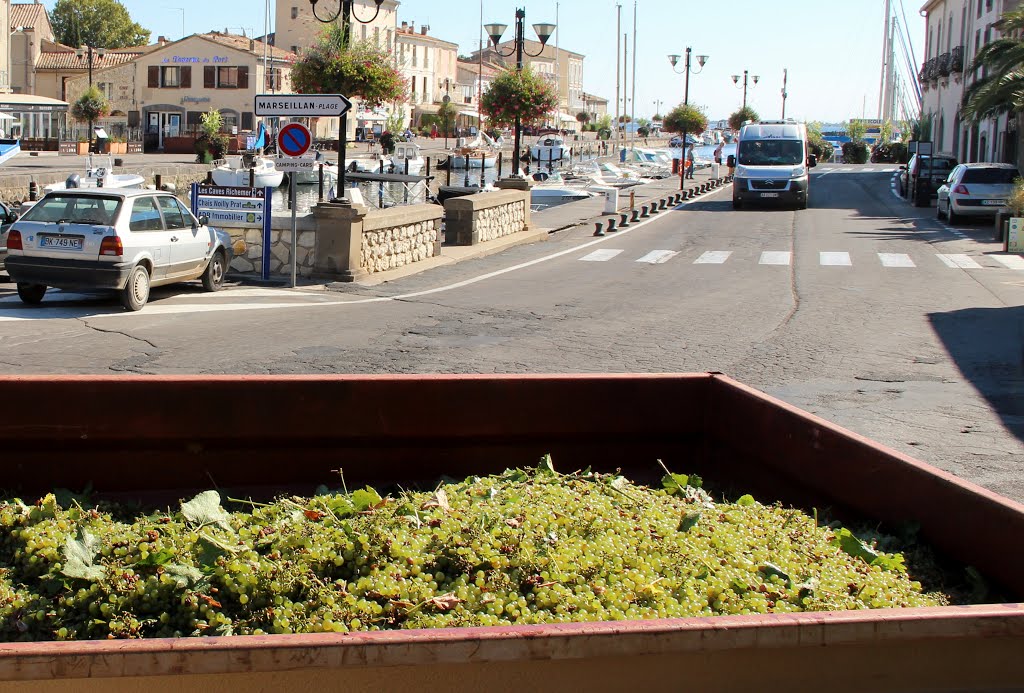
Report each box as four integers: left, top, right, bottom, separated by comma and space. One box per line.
290, 174, 298, 288
262, 186, 272, 281
338, 113, 347, 203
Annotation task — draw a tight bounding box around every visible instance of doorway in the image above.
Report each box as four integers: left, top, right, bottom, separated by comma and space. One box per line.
147, 111, 182, 150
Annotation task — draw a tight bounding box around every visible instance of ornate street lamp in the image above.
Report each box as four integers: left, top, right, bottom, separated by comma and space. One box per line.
667, 48, 707, 189
307, 0, 386, 201
731, 69, 759, 110
76, 45, 106, 152
485, 8, 556, 177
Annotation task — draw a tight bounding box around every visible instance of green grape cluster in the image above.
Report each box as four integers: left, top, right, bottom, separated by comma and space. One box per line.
0, 464, 949, 642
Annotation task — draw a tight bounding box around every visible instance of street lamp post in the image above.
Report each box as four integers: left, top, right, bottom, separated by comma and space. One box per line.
307, 0, 386, 202
75, 45, 106, 152
731, 69, 759, 110
667, 47, 707, 189
485, 9, 556, 178
781, 68, 788, 119
443, 79, 451, 149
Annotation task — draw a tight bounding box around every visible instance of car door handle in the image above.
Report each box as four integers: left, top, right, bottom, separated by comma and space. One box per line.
170, 236, 179, 242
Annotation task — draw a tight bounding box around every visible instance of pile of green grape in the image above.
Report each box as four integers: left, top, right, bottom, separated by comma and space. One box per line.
0, 460, 949, 641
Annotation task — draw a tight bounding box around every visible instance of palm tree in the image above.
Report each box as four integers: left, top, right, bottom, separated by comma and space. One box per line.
961, 9, 1024, 122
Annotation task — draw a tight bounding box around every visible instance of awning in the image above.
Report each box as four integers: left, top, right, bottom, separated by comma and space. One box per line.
0, 112, 16, 121
357, 113, 388, 122
459, 110, 480, 120
414, 103, 442, 114
558, 113, 578, 123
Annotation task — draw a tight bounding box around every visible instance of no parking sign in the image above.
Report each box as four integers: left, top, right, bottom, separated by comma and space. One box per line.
277, 123, 312, 157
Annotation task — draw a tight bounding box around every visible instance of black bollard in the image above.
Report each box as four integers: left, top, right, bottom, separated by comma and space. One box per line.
206, 171, 213, 184
630, 209, 640, 223
497, 152, 503, 177
249, 167, 255, 188
594, 221, 605, 236
318, 164, 324, 201
606, 216, 617, 232
28, 180, 37, 201
155, 174, 162, 191
619, 212, 629, 228
659, 198, 668, 210
447, 160, 452, 186
464, 155, 470, 187
481, 155, 486, 187
640, 204, 649, 218
426, 157, 431, 177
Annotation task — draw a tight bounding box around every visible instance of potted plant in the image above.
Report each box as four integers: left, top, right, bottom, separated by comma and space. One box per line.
75, 136, 89, 155
70, 86, 111, 154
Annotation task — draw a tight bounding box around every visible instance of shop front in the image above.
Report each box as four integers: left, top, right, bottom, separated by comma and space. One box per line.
0, 94, 69, 150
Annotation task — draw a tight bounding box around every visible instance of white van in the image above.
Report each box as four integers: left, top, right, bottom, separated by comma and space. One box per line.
731, 120, 816, 210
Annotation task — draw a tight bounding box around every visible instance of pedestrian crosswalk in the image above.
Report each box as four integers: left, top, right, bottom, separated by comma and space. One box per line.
576, 247, 1024, 270
815, 166, 899, 174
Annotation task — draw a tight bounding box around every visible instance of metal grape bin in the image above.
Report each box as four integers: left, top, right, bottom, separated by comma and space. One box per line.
0, 373, 1022, 693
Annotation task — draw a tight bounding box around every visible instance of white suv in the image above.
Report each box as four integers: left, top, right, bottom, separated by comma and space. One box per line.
4, 189, 233, 311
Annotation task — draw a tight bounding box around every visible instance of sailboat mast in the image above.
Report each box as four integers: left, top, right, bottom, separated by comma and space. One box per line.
615, 4, 621, 147
630, 0, 637, 150
878, 0, 891, 120
478, 0, 483, 129
555, 2, 560, 132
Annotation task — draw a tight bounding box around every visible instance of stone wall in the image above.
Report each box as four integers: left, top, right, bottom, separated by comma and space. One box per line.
443, 190, 531, 246
228, 215, 319, 278
360, 205, 443, 274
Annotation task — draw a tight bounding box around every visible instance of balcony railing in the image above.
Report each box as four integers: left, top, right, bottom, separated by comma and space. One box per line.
938, 52, 951, 77
950, 45, 964, 73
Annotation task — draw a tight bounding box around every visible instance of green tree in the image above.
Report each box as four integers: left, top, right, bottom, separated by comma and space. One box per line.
879, 120, 894, 144
194, 108, 228, 163
70, 85, 109, 149
962, 9, 1024, 121
663, 103, 708, 136
51, 0, 150, 49
480, 65, 558, 128
291, 27, 407, 107
438, 100, 458, 138
846, 119, 867, 143
728, 106, 759, 131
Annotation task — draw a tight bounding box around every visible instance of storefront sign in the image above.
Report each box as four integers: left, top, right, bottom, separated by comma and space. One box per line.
162, 55, 229, 64
1007, 218, 1024, 253
182, 96, 211, 105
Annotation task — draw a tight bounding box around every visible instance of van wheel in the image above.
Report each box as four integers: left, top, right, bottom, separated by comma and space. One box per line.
797, 197, 808, 210
732, 198, 742, 210
202, 250, 226, 292
16, 283, 46, 305
120, 265, 150, 311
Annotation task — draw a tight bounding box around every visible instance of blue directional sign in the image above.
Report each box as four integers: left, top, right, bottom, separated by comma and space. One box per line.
278, 123, 312, 157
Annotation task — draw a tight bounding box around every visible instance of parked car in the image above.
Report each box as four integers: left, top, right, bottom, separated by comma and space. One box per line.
4, 189, 233, 311
899, 154, 958, 206
0, 200, 22, 279
936, 163, 1021, 224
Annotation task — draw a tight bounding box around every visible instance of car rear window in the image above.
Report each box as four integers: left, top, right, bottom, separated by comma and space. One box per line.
962, 168, 1020, 184
21, 195, 121, 225
917, 157, 956, 171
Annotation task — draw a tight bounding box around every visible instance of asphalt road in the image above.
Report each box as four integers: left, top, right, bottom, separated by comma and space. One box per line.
2, 163, 1023, 502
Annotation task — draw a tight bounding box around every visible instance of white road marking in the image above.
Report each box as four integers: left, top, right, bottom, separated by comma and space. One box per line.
936, 253, 983, 269
759, 251, 791, 265
878, 253, 916, 268
862, 167, 875, 172
636, 250, 679, 264
820, 252, 852, 266
693, 250, 732, 264
990, 254, 1024, 270
579, 249, 624, 262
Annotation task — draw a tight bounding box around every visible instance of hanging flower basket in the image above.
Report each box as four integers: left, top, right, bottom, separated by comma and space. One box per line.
290, 28, 406, 107
481, 66, 559, 128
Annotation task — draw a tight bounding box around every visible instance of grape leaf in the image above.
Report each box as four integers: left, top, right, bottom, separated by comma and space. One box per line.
500, 468, 529, 483
164, 563, 204, 588
831, 527, 880, 564
661, 473, 690, 495
678, 511, 700, 532
759, 562, 791, 585
181, 491, 231, 530
736, 494, 756, 507
351, 487, 383, 512
538, 454, 557, 475
61, 528, 104, 582
870, 553, 906, 573
135, 548, 176, 567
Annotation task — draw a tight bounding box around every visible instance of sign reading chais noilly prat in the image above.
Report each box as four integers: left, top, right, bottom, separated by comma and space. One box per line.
254, 94, 352, 117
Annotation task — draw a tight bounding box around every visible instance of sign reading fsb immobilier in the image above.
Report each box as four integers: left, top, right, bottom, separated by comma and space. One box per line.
254, 94, 352, 117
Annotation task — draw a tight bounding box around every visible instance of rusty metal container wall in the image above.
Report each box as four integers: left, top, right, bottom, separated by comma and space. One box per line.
1, 373, 1023, 691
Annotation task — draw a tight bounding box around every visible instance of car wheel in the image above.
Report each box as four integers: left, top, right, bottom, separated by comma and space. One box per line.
202, 250, 226, 292
120, 264, 150, 311
937, 200, 946, 219
947, 204, 960, 225
16, 282, 46, 305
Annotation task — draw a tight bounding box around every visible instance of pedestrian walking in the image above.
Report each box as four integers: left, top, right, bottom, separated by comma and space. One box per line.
685, 144, 695, 179
713, 142, 724, 166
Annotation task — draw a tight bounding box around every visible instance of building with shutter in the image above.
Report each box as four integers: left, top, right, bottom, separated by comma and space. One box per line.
67, 32, 295, 152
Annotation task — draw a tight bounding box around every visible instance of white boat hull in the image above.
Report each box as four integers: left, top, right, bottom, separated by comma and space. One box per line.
44, 173, 145, 193
211, 168, 284, 188
291, 164, 338, 186
449, 154, 496, 169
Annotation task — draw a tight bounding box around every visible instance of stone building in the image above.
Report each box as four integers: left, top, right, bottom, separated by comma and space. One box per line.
274, 0, 399, 57
920, 0, 1022, 164
395, 22, 458, 128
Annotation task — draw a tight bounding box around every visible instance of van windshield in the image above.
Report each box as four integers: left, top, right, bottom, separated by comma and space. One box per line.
737, 139, 804, 166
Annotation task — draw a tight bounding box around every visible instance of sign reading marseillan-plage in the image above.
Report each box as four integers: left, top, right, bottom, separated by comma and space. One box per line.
255, 94, 352, 117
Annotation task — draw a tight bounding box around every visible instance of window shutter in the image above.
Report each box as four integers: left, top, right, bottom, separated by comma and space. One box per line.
128, 110, 140, 127
186, 111, 202, 126
204, 66, 215, 88
180, 66, 191, 88
147, 66, 159, 88
237, 66, 249, 89
241, 112, 253, 130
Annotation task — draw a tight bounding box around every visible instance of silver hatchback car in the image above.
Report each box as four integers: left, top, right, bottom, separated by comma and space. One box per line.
4, 189, 233, 310
937, 163, 1021, 224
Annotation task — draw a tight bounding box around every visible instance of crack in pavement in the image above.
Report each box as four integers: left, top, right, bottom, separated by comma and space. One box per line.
77, 317, 161, 351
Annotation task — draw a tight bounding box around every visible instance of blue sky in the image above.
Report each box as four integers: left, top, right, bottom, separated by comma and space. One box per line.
67, 1, 925, 123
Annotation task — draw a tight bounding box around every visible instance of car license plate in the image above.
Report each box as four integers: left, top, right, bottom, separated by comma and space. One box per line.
40, 235, 83, 250
760, 192, 779, 198
981, 199, 1006, 206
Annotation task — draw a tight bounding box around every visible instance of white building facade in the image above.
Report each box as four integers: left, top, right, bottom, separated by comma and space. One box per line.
920, 0, 1021, 164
